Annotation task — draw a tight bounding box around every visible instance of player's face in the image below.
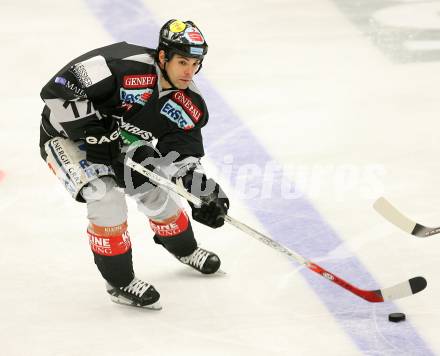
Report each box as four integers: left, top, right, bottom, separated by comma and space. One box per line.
161, 53, 201, 89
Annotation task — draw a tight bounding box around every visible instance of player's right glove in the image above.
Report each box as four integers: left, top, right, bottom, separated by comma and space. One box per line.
84, 118, 121, 165
178, 168, 229, 229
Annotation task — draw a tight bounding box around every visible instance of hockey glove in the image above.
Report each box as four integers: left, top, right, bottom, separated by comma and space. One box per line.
179, 169, 229, 228
84, 118, 121, 165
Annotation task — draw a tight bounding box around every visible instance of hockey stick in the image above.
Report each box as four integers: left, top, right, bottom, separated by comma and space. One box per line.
374, 197, 440, 237
126, 158, 427, 302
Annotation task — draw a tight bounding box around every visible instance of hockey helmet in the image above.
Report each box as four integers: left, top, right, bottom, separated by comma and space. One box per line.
158, 20, 208, 61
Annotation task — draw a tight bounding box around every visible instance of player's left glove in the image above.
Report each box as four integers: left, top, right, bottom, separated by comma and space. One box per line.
178, 168, 229, 228
113, 142, 158, 192
84, 117, 121, 165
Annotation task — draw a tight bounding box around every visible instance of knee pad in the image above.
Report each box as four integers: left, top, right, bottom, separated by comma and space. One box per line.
150, 210, 197, 257
86, 177, 128, 227
88, 222, 134, 287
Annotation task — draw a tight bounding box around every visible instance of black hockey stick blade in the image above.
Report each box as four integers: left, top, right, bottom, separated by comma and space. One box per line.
409, 276, 428, 294
373, 197, 440, 237
367, 276, 427, 302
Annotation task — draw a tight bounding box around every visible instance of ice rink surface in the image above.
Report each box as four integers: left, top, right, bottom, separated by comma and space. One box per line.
1, 0, 440, 355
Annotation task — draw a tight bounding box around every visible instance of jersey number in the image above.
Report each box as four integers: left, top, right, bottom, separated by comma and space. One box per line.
63, 100, 94, 119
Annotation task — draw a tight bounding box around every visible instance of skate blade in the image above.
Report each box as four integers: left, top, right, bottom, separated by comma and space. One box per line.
110, 295, 162, 310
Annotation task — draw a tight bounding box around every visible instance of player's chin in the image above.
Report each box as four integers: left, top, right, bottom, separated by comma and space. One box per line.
177, 80, 191, 89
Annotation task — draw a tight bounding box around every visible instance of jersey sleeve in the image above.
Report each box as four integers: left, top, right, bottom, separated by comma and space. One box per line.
156, 126, 205, 159
40, 55, 116, 140
155, 88, 209, 159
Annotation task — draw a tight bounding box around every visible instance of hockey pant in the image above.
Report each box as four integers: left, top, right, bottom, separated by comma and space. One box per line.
42, 137, 197, 287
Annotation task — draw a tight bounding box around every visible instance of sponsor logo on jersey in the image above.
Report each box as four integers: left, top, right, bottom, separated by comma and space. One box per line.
120, 122, 156, 141
120, 88, 153, 106
65, 81, 86, 97
123, 74, 157, 89
54, 77, 86, 97
171, 91, 202, 123
160, 100, 195, 130
85, 130, 120, 145
54, 76, 67, 85
119, 102, 133, 112
71, 63, 93, 87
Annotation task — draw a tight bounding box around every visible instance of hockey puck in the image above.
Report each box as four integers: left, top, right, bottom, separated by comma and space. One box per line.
388, 313, 406, 322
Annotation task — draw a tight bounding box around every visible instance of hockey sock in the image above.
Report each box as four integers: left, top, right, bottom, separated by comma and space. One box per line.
87, 222, 134, 287
150, 210, 197, 257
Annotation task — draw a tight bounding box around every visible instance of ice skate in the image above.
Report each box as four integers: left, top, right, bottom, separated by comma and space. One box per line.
176, 247, 221, 274
106, 277, 162, 310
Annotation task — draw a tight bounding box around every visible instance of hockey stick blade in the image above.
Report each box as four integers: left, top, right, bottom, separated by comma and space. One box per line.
374, 197, 440, 237
374, 276, 426, 302
126, 158, 427, 302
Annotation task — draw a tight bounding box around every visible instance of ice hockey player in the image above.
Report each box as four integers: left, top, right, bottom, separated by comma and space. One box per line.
38, 19, 229, 310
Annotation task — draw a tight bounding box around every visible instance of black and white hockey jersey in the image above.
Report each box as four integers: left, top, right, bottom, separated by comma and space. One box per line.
39, 42, 209, 161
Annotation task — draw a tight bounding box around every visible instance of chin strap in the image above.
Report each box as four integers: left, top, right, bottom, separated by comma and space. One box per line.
159, 61, 179, 90
195, 62, 203, 74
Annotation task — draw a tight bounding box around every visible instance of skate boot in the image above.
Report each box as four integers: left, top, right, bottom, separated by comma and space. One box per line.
176, 247, 221, 274
106, 277, 162, 310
